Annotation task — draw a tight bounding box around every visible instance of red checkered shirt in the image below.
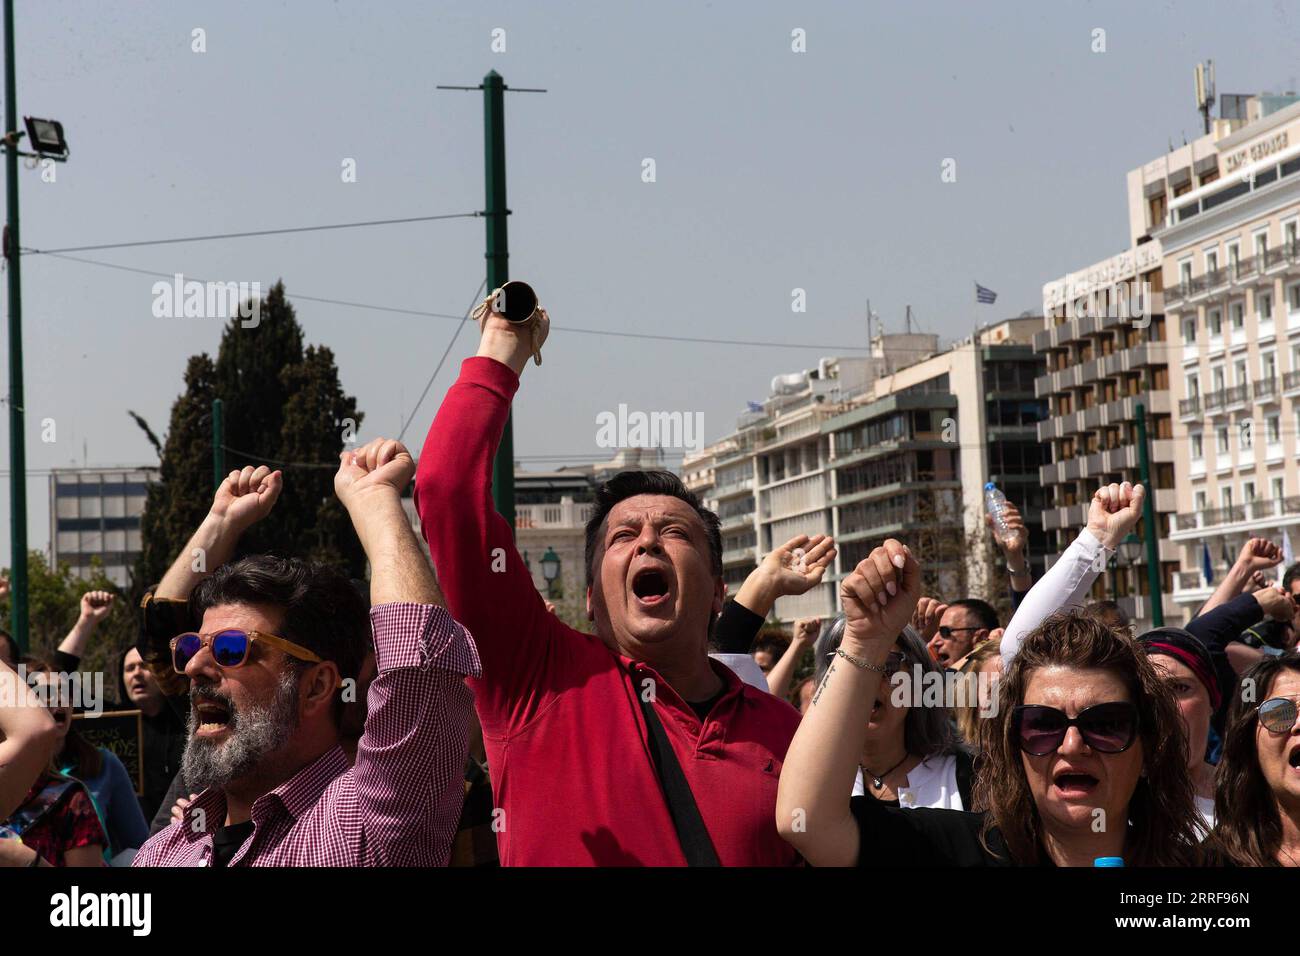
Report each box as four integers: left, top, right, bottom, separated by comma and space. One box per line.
131, 603, 480, 867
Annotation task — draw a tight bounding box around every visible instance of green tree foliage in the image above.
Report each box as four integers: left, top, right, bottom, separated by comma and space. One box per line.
0, 553, 138, 705
135, 281, 365, 589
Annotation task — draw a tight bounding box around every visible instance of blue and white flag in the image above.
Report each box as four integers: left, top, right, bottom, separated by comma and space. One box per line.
975, 282, 998, 304
746, 401, 763, 413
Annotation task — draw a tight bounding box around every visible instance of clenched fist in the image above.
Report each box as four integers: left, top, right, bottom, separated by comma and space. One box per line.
211, 465, 283, 533
840, 539, 921, 649
334, 438, 416, 511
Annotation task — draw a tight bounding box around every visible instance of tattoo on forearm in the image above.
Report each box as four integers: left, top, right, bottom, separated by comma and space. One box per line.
811, 660, 835, 707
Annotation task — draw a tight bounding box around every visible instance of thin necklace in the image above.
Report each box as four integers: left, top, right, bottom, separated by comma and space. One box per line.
861, 754, 910, 790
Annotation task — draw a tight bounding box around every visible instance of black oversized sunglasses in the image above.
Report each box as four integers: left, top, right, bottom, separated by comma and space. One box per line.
1011, 701, 1140, 756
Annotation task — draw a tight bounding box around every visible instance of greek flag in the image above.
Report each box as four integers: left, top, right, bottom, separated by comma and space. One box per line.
975, 282, 998, 304
746, 401, 763, 413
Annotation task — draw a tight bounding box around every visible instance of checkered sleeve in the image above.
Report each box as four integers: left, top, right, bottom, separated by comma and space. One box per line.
353, 602, 481, 866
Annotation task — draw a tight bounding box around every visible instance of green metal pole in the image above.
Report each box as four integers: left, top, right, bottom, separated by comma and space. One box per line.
4, 0, 28, 653
1135, 403, 1164, 626
484, 70, 516, 534
212, 399, 224, 493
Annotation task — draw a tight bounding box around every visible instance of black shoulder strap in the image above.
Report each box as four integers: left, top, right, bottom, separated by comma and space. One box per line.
954, 750, 974, 811
636, 684, 720, 867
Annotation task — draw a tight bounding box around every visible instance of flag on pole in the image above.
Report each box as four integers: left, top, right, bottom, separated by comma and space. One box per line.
1201, 542, 1214, 587
975, 282, 998, 304
746, 401, 763, 413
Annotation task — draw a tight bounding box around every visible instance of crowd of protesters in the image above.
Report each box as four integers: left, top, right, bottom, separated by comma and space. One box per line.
0, 297, 1297, 868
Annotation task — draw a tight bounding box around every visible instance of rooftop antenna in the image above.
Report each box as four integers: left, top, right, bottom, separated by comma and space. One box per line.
905, 304, 913, 334
1194, 59, 1216, 135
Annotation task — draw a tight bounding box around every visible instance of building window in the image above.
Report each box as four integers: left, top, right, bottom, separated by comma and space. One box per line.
1212, 366, 1226, 392
1230, 302, 1245, 330
1235, 359, 1248, 386
1190, 432, 1203, 459
1216, 425, 1230, 454
1209, 309, 1223, 337
1255, 231, 1269, 260
1244, 481, 1257, 502
1206, 249, 1219, 274
1259, 291, 1273, 323
1183, 317, 1196, 343
1273, 477, 1285, 500
1289, 283, 1300, 312
1179, 259, 1193, 288
1221, 486, 1234, 509
1186, 373, 1200, 397
1268, 413, 1281, 444
1262, 352, 1277, 381
1195, 490, 1208, 511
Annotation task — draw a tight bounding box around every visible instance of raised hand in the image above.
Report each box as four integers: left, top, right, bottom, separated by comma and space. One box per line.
78, 590, 115, 626
759, 534, 837, 598
1253, 585, 1294, 623
911, 596, 949, 642
791, 617, 822, 645
475, 288, 551, 376
211, 465, 283, 532
1237, 538, 1282, 574
334, 438, 416, 511
1084, 481, 1145, 550
985, 499, 1026, 555
840, 539, 921, 647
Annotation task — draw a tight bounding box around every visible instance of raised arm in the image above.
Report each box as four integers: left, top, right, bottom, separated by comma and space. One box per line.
714, 534, 836, 654
54, 591, 115, 670
335, 438, 479, 866
767, 617, 819, 699
1000, 482, 1144, 664
1199, 538, 1282, 615
139, 466, 283, 702
414, 298, 568, 729
0, 660, 59, 821
986, 498, 1033, 595
777, 540, 921, 866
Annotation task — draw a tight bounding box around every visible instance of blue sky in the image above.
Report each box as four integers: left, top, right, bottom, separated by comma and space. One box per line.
3, 0, 1298, 554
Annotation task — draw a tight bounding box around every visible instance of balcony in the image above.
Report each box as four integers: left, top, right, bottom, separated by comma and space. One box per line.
1223, 384, 1249, 412
1202, 389, 1226, 416
1230, 256, 1258, 283
1170, 495, 1300, 539
1178, 396, 1201, 420
1254, 377, 1280, 404
718, 511, 756, 532
1283, 369, 1300, 397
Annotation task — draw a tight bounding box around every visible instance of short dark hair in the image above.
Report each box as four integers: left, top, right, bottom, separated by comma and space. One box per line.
583, 470, 722, 589
948, 598, 999, 632
753, 636, 787, 657
1282, 561, 1300, 591
190, 555, 370, 724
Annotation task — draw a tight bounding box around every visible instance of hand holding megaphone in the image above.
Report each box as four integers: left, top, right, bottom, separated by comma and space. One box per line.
471, 280, 549, 367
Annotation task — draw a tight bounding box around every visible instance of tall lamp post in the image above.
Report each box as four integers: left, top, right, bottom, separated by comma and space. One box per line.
2, 0, 71, 653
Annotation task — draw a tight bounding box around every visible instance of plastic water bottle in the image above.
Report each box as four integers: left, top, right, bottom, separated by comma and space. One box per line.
1094, 856, 1125, 867
984, 483, 1020, 549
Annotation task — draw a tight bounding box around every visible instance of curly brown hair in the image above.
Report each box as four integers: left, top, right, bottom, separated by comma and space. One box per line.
1206, 656, 1300, 866
974, 609, 1203, 865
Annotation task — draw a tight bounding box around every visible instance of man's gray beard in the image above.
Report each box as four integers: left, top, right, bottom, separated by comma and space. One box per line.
182, 669, 300, 792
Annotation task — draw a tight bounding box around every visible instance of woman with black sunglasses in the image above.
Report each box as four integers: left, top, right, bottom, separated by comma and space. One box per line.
1206, 656, 1300, 866
777, 539, 1204, 866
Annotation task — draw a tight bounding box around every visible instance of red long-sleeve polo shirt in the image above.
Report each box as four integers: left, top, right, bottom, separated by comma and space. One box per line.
414, 357, 801, 866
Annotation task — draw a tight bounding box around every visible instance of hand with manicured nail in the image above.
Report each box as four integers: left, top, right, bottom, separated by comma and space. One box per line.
839, 538, 921, 649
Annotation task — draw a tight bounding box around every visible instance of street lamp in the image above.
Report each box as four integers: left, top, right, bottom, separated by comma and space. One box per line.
1, 0, 72, 653
540, 546, 561, 599
1110, 532, 1144, 602
21, 116, 68, 160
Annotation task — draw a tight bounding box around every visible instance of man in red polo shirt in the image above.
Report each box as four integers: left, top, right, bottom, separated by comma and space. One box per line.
415, 299, 802, 866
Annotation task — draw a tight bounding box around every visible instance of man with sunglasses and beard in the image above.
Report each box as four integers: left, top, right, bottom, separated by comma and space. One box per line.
132, 441, 479, 867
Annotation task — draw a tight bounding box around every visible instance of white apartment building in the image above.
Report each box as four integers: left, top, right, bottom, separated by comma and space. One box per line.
1159, 97, 1300, 617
